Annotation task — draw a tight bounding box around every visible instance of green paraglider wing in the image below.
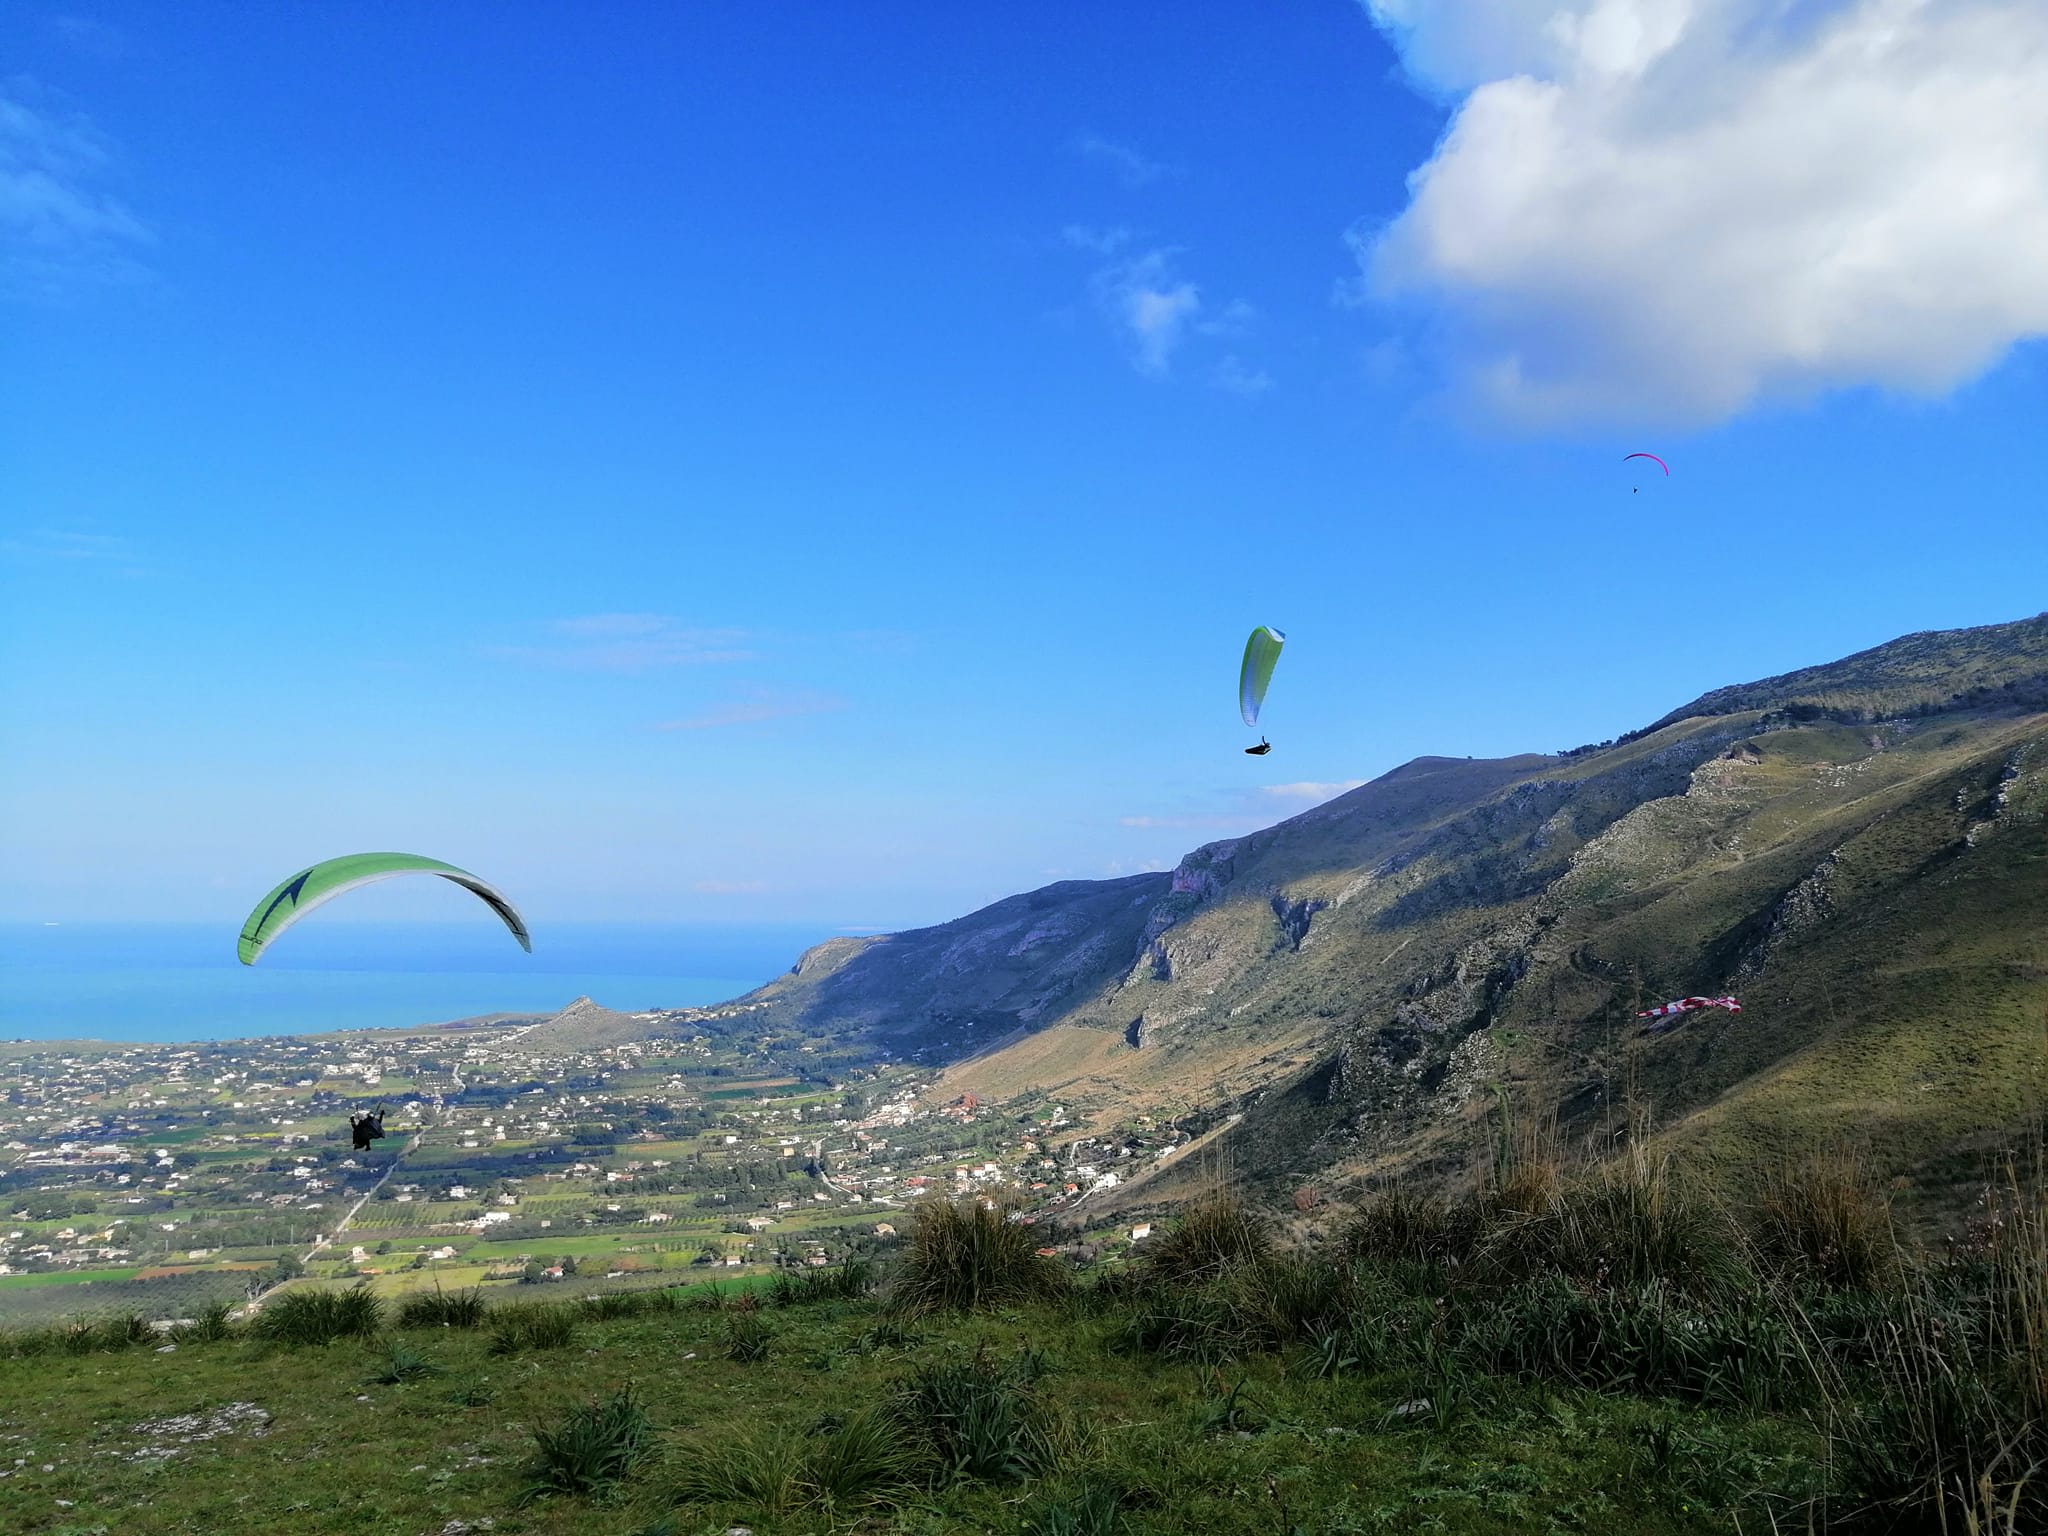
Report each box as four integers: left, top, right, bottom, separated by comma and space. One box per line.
237, 852, 532, 965
1239, 626, 1286, 728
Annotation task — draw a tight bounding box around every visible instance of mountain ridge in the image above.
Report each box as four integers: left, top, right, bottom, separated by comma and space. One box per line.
669, 613, 2048, 1213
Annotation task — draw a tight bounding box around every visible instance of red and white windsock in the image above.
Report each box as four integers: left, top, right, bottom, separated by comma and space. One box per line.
1636, 995, 1742, 1019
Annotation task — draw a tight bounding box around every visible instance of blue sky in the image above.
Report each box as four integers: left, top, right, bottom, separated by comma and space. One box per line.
4, 1, 2046, 931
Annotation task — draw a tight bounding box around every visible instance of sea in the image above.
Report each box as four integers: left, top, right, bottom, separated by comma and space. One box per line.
0, 922, 836, 1045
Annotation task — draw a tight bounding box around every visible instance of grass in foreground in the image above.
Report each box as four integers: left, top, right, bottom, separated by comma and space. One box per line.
1, 1137, 2040, 1536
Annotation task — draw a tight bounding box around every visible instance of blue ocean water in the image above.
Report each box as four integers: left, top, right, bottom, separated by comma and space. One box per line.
0, 922, 829, 1043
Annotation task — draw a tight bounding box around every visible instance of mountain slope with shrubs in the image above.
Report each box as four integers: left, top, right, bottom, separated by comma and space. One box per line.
724, 613, 2048, 1211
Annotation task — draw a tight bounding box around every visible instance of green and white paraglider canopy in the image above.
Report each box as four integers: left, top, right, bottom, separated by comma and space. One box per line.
237, 852, 532, 965
1239, 626, 1286, 728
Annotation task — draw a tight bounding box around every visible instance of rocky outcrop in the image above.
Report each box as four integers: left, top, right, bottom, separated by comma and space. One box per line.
1271, 894, 1329, 952
1737, 851, 1841, 980
1964, 742, 2035, 847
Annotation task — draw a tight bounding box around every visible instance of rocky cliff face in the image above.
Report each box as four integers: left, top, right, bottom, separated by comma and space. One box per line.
740, 874, 1171, 1051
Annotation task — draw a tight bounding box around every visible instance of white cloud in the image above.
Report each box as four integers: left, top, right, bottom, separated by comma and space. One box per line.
1073, 132, 1179, 188
655, 688, 847, 731
0, 83, 151, 295
1091, 248, 1202, 376
1210, 355, 1275, 396
1073, 242, 1271, 387
491, 615, 754, 671
1062, 223, 1131, 256
1258, 781, 1368, 803
1352, 0, 2048, 428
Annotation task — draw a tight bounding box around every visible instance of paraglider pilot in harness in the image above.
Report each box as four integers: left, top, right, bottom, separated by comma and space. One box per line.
349, 1107, 387, 1152
1244, 737, 1271, 755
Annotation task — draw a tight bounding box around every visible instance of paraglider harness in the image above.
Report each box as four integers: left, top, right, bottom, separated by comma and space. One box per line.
349, 1106, 387, 1152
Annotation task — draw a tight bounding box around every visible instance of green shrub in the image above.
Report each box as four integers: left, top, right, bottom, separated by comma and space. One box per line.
1343, 1185, 1480, 1270
396, 1285, 488, 1329
582, 1290, 651, 1321
1106, 1287, 1247, 1364
769, 1259, 875, 1307
254, 1283, 384, 1347
487, 1301, 579, 1355
1136, 1189, 1271, 1286
891, 1197, 1069, 1316
1454, 1276, 1803, 1410
800, 1405, 921, 1507
519, 1385, 654, 1503
367, 1339, 442, 1384
171, 1301, 236, 1344
721, 1309, 772, 1362
888, 1346, 1056, 1484
668, 1424, 802, 1516
1829, 1159, 2047, 1533
1025, 1479, 1131, 1536
1753, 1154, 1903, 1292
1483, 1141, 1750, 1297
668, 1407, 915, 1516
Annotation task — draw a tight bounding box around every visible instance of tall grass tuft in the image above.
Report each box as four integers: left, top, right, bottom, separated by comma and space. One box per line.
367, 1338, 443, 1384
518, 1384, 653, 1503
171, 1301, 236, 1344
668, 1424, 802, 1516
253, 1283, 385, 1347
891, 1196, 1069, 1316
1026, 1479, 1131, 1536
722, 1309, 773, 1362
487, 1301, 580, 1355
582, 1290, 651, 1321
889, 1346, 1057, 1483
800, 1405, 923, 1508
1481, 1135, 1749, 1297
1342, 1185, 1479, 1270
1754, 1152, 1903, 1292
1136, 1187, 1272, 1286
33, 1313, 158, 1355
1831, 1153, 2047, 1533
397, 1284, 489, 1329
769, 1259, 875, 1307
669, 1406, 917, 1516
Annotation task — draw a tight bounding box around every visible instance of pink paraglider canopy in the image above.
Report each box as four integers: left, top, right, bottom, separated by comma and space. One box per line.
1623, 452, 1670, 475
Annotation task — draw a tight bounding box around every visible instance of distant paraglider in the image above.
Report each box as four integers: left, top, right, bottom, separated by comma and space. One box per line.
237, 852, 532, 965
1636, 994, 1740, 1036
1624, 452, 1670, 492
1239, 627, 1285, 753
